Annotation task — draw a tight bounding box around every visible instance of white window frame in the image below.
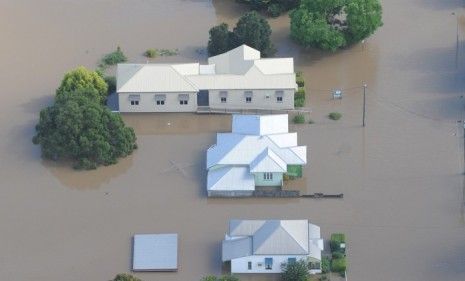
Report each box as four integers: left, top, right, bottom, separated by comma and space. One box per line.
264, 172, 273, 180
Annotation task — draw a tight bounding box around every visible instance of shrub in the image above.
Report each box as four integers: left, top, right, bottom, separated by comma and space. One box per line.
331, 257, 346, 273
294, 97, 305, 107
281, 260, 309, 281
332, 251, 344, 259
321, 256, 330, 274
218, 275, 239, 281
328, 112, 342, 120
144, 48, 157, 58
201, 276, 218, 281
296, 75, 305, 88
330, 233, 346, 252
293, 114, 305, 124
101, 46, 127, 67
113, 273, 142, 281
158, 48, 179, 56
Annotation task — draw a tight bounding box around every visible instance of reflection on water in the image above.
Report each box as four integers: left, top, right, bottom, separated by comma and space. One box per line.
43, 153, 134, 190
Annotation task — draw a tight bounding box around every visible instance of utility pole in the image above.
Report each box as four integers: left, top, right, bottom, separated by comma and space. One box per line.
362, 84, 367, 127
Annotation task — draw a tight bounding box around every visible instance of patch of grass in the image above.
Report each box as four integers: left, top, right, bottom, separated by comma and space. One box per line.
296, 71, 305, 87
144, 48, 158, 58
100, 46, 127, 69
293, 114, 305, 124
286, 165, 302, 178
158, 48, 179, 56
321, 256, 330, 274
328, 112, 342, 120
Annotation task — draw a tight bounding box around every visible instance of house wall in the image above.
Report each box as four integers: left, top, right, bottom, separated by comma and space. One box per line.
254, 172, 283, 187
118, 92, 197, 112
231, 255, 321, 274
208, 89, 294, 110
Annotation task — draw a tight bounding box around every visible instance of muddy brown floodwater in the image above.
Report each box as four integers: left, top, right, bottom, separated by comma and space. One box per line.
1, 0, 465, 281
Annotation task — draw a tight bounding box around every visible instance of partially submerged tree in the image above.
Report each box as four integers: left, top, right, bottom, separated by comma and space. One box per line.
56, 66, 108, 104
208, 23, 234, 56
32, 93, 137, 170
207, 11, 275, 57
290, 0, 382, 51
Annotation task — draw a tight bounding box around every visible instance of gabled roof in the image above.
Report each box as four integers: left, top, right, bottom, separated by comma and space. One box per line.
253, 220, 309, 255
250, 148, 287, 173
223, 220, 321, 259
117, 64, 198, 93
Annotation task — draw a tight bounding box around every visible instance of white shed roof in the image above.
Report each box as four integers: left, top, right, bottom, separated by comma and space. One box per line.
132, 234, 178, 271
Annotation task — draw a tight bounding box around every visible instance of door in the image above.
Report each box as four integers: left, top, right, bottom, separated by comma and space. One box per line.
197, 90, 209, 106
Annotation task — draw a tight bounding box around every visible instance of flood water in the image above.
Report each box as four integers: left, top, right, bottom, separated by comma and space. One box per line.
1, 0, 465, 281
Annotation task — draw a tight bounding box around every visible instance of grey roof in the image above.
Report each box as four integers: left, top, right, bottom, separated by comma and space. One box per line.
252, 220, 309, 255
132, 234, 178, 271
226, 220, 311, 257
222, 237, 252, 262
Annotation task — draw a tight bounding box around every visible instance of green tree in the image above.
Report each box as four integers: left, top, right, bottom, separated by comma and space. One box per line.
32, 93, 137, 170
290, 0, 382, 51
233, 11, 275, 57
281, 259, 309, 281
208, 23, 234, 56
56, 66, 108, 104
112, 273, 142, 281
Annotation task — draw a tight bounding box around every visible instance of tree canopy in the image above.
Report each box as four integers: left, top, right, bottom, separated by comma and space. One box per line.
207, 11, 275, 57
290, 0, 382, 51
33, 67, 137, 170
281, 259, 310, 281
56, 66, 108, 104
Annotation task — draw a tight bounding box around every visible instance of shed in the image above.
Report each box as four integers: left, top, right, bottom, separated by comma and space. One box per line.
132, 234, 178, 271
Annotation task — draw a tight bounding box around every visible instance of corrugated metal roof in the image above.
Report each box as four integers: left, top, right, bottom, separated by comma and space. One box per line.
132, 234, 178, 271
222, 236, 253, 261
117, 64, 198, 93
250, 148, 287, 173
223, 220, 323, 259
207, 166, 255, 191
232, 114, 289, 136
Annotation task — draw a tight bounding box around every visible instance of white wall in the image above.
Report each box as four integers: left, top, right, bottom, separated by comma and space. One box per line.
208, 89, 294, 110
118, 92, 197, 112
231, 255, 321, 274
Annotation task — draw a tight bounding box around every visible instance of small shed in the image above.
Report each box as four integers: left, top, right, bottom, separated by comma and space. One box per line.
132, 233, 178, 271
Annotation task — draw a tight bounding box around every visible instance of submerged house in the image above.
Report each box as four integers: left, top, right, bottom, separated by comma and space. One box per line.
117, 45, 297, 112
222, 219, 324, 274
206, 114, 307, 197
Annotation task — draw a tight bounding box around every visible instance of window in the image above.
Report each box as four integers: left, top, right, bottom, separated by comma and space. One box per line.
247, 261, 252, 270
265, 258, 273, 270
288, 258, 296, 264
220, 91, 228, 103
129, 95, 140, 106
244, 91, 253, 103
308, 262, 321, 270
276, 91, 284, 103
264, 172, 273, 180
178, 94, 189, 105
155, 94, 166, 105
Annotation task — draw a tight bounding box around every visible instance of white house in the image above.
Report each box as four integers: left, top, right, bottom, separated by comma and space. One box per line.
206, 114, 307, 197
117, 45, 297, 112
222, 219, 324, 274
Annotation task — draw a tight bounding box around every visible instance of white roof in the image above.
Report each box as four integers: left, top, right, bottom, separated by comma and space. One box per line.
250, 148, 287, 173
207, 166, 255, 191
132, 234, 178, 271
223, 220, 323, 260
232, 114, 289, 136
117, 64, 197, 93
117, 45, 296, 93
